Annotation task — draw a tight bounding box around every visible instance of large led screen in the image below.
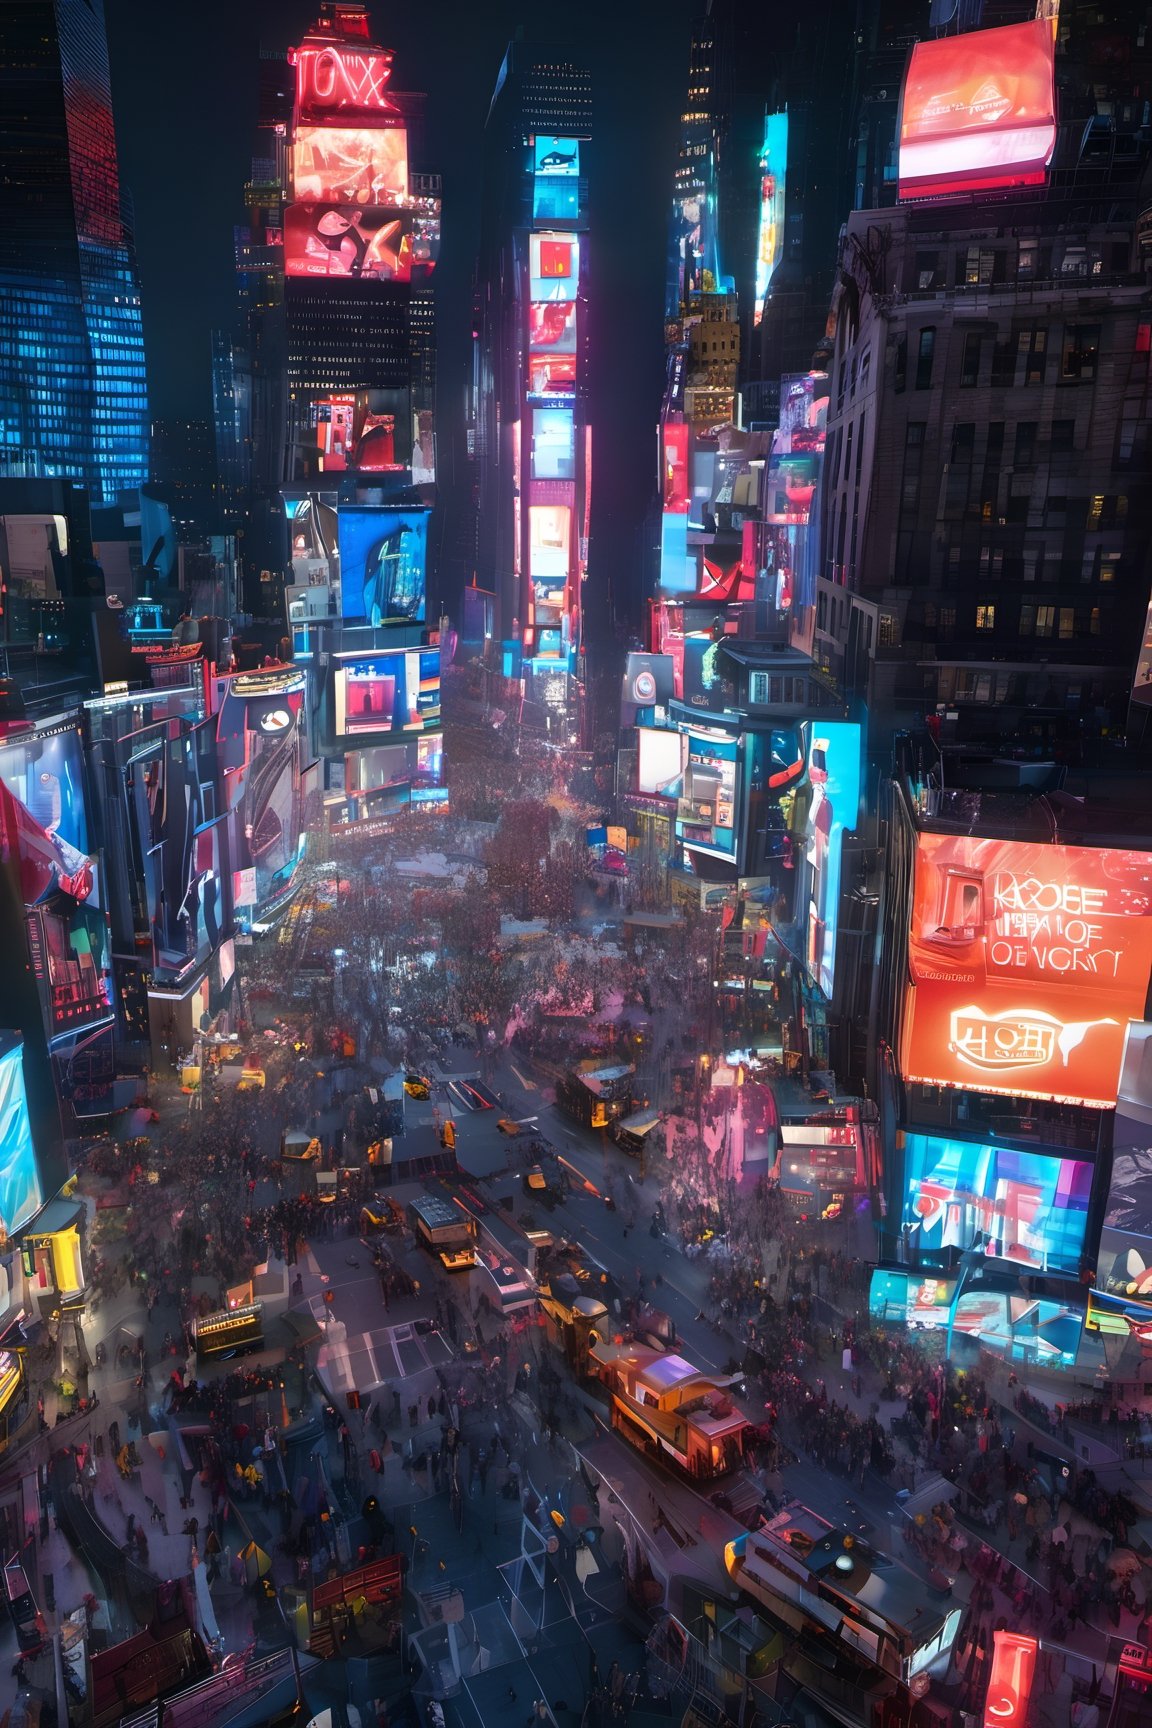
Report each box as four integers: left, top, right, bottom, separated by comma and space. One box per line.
636, 727, 686, 798
0, 1039, 42, 1241
1090, 1024, 1152, 1345
530, 234, 579, 302
527, 354, 576, 399
292, 125, 408, 205
898, 20, 1056, 201
338, 507, 428, 624
531, 409, 575, 481
529, 301, 577, 353
0, 725, 93, 907
901, 837, 1152, 1107
528, 505, 570, 579
754, 113, 787, 326
333, 647, 440, 738
533, 136, 580, 222
869, 1267, 1082, 1365
902, 1134, 1091, 1272
662, 423, 689, 514
534, 136, 580, 177
285, 204, 412, 281
677, 734, 738, 858
765, 373, 828, 527
803, 722, 862, 1000
126, 720, 225, 979
214, 670, 308, 915
659, 511, 693, 594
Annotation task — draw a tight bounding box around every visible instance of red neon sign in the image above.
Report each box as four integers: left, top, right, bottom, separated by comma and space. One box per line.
294, 45, 399, 122
983, 1630, 1037, 1728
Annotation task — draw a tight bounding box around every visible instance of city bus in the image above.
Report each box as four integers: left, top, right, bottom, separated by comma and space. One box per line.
408, 1194, 477, 1271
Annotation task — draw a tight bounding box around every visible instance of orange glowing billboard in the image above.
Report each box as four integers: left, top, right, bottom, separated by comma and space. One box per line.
293, 126, 408, 205
902, 835, 1152, 1108
898, 20, 1056, 201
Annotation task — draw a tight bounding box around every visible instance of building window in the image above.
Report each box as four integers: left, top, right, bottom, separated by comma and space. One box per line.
1020, 604, 1035, 635
1051, 418, 1076, 454
1089, 607, 1101, 634
976, 604, 996, 630
894, 337, 907, 393
1023, 547, 1041, 584
1059, 607, 1076, 639
915, 328, 936, 390
1035, 605, 1056, 637
1017, 327, 1047, 385
1014, 422, 1037, 468
961, 331, 983, 387
900, 420, 927, 515
964, 245, 995, 286
1062, 324, 1100, 381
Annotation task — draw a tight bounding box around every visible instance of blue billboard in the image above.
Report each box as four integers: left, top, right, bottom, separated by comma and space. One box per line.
534, 136, 580, 222
338, 507, 428, 625
754, 114, 788, 326
0, 1037, 42, 1239
902, 1134, 1092, 1274
803, 721, 861, 999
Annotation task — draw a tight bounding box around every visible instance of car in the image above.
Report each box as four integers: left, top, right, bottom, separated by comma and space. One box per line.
404, 1073, 432, 1100
497, 1118, 523, 1135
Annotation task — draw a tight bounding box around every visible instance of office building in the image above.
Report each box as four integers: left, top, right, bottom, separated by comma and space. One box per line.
472, 35, 592, 736
0, 0, 149, 505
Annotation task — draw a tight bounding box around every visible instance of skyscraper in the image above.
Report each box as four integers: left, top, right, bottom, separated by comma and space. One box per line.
0, 0, 149, 505
472, 36, 592, 737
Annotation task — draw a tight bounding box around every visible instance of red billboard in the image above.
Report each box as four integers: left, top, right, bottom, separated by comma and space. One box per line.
285, 205, 411, 281
294, 45, 400, 123
898, 20, 1056, 200
902, 835, 1152, 1108
662, 422, 689, 514
983, 1631, 1037, 1728
293, 126, 408, 205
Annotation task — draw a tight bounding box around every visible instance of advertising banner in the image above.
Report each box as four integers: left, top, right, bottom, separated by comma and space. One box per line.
636, 727, 685, 798
754, 114, 788, 326
531, 408, 575, 481
533, 136, 580, 222
294, 44, 401, 124
0, 1038, 42, 1241
983, 1631, 1038, 1728
901, 1133, 1091, 1272
902, 836, 1152, 1106
292, 125, 408, 205
1089, 1025, 1152, 1344
338, 506, 428, 624
676, 733, 738, 858
803, 722, 862, 1000
898, 20, 1056, 200
528, 504, 570, 580
529, 300, 577, 354
662, 423, 689, 514
214, 670, 308, 915
530, 233, 579, 303
332, 648, 441, 738
285, 204, 412, 280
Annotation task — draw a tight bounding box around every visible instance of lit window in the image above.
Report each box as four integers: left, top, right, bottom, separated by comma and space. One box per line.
976, 604, 995, 630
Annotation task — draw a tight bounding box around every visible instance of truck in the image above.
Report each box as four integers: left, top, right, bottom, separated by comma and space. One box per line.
554, 1061, 634, 1131
408, 1194, 477, 1271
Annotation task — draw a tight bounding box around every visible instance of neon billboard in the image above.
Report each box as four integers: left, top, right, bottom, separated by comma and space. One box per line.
294, 44, 399, 121
983, 1631, 1038, 1728
332, 648, 441, 738
530, 234, 579, 303
753, 113, 787, 325
803, 721, 862, 999
0, 1037, 42, 1241
901, 1134, 1091, 1272
901, 836, 1152, 1107
898, 20, 1056, 201
293, 125, 407, 205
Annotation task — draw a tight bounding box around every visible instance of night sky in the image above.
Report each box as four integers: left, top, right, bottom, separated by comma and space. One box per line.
105, 0, 698, 621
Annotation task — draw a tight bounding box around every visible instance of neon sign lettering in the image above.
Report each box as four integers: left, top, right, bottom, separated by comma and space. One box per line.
982, 1630, 1037, 1728
295, 47, 396, 117
949, 1005, 1117, 1073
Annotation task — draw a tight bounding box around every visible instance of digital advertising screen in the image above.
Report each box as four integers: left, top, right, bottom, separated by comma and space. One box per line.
531, 408, 575, 481
1090, 1024, 1152, 1347
530, 233, 579, 302
754, 113, 787, 326
292, 125, 408, 205
950, 1292, 1082, 1368
346, 741, 416, 796
0, 724, 93, 908
529, 300, 577, 353
527, 354, 576, 400
677, 734, 738, 858
659, 510, 693, 595
636, 727, 685, 798
662, 423, 690, 514
902, 1133, 1092, 1272
528, 504, 570, 579
803, 721, 862, 999
764, 372, 828, 527
214, 670, 308, 915
27, 901, 113, 1039
533, 136, 580, 222
294, 44, 401, 124
285, 204, 412, 280
682, 635, 737, 713
623, 653, 675, 712
0, 1037, 42, 1242
333, 647, 440, 738
285, 492, 339, 583
901, 837, 1152, 1107
898, 19, 1056, 201
338, 506, 428, 624
532, 576, 567, 630
126, 720, 225, 979
868, 1267, 954, 1328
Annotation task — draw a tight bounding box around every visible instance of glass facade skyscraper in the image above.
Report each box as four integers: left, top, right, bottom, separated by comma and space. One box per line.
0, 0, 149, 504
